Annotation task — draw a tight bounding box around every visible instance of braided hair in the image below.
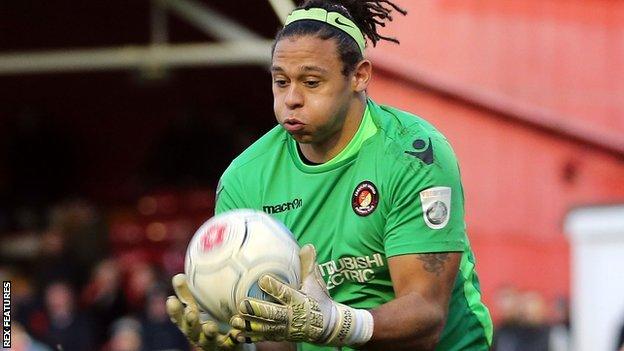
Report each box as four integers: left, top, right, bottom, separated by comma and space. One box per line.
273, 0, 407, 75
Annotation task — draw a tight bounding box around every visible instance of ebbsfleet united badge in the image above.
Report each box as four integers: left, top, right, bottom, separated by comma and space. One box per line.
352, 181, 379, 216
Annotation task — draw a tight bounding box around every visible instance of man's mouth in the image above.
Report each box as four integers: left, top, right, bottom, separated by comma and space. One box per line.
283, 118, 305, 132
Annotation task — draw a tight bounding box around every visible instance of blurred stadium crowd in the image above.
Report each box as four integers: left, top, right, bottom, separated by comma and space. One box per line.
0, 192, 211, 351
0, 111, 228, 351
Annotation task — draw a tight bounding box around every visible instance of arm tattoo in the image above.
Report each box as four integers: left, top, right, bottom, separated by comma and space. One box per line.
416, 253, 450, 276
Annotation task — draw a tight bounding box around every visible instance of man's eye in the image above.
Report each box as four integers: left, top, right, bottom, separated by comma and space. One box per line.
304, 81, 320, 88
274, 79, 288, 87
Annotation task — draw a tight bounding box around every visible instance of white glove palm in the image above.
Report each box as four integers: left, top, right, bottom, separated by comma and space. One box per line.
230, 244, 374, 347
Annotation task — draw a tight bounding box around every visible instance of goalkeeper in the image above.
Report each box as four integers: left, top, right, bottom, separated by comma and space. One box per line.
168, 0, 492, 350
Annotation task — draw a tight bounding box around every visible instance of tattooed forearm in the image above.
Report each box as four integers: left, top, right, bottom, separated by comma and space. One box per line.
416, 253, 450, 276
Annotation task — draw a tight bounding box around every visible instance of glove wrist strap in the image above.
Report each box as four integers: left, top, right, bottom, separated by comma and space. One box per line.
324, 303, 374, 347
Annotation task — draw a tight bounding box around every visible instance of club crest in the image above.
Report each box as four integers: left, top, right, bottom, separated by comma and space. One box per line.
352, 181, 379, 216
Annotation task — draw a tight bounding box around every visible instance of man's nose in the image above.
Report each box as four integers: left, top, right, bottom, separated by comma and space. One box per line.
285, 84, 304, 109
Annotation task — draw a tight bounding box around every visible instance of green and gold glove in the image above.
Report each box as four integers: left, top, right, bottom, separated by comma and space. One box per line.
166, 273, 258, 350
230, 244, 374, 347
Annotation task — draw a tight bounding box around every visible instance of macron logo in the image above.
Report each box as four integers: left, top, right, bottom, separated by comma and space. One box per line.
263, 198, 303, 214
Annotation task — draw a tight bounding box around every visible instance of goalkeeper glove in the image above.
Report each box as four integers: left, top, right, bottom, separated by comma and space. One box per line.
166, 273, 260, 350
230, 244, 374, 347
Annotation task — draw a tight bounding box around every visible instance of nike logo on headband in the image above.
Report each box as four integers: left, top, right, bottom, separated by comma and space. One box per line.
334, 17, 354, 28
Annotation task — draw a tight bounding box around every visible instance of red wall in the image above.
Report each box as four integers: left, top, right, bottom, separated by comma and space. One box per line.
370, 0, 624, 135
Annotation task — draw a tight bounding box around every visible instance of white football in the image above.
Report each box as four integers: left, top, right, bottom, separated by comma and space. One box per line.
184, 209, 301, 323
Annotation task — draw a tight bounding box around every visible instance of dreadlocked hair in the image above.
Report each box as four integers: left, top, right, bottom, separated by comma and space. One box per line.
273, 0, 407, 76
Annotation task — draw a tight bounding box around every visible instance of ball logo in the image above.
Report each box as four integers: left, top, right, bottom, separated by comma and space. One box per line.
352, 181, 379, 216
200, 224, 227, 252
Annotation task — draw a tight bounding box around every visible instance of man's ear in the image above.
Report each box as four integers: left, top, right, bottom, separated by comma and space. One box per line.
351, 59, 372, 93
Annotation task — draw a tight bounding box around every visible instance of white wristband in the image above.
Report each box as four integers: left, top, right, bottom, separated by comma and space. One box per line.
326, 303, 374, 346
349, 307, 374, 346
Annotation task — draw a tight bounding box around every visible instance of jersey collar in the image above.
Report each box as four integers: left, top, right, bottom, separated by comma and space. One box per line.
288, 99, 378, 173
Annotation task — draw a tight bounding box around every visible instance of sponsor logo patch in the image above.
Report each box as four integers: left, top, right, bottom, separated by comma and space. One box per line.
318, 253, 385, 290
352, 181, 379, 216
419, 186, 451, 229
263, 198, 303, 214
405, 138, 434, 165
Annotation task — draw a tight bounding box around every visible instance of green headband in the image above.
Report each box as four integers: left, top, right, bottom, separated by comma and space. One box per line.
284, 8, 366, 55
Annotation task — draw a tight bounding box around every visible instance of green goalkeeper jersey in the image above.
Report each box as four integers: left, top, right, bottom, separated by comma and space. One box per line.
216, 99, 492, 350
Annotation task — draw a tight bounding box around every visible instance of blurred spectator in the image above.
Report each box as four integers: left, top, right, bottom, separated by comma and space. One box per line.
519, 291, 551, 351
34, 229, 80, 290
521, 291, 548, 325
106, 317, 143, 351
10, 322, 52, 351
141, 285, 190, 351
492, 285, 523, 351
41, 280, 94, 351
12, 274, 46, 338
81, 258, 128, 348
493, 288, 550, 351
126, 262, 159, 314
49, 199, 109, 281
161, 220, 192, 277
494, 285, 522, 325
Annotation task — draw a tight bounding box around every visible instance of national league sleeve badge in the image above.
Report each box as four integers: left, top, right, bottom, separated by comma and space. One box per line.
419, 186, 451, 229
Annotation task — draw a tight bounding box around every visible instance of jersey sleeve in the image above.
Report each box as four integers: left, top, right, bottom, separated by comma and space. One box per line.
383, 136, 467, 257
214, 172, 249, 214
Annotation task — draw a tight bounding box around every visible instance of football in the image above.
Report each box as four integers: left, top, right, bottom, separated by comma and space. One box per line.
184, 209, 301, 323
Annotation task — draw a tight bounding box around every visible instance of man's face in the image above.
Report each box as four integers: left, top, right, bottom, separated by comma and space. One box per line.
271, 35, 353, 144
